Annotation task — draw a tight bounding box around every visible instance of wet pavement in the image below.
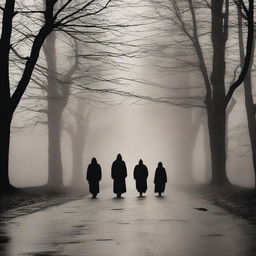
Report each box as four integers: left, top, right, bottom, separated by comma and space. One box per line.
0, 187, 256, 256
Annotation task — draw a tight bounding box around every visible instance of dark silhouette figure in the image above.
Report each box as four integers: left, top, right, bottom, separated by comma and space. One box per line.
134, 159, 148, 197
86, 158, 102, 199
154, 162, 167, 197
111, 154, 127, 198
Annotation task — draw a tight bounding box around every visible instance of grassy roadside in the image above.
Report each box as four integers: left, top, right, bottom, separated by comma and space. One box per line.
183, 184, 256, 224
0, 185, 88, 215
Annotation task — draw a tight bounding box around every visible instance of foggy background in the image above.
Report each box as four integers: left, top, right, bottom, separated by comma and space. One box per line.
10, 76, 254, 189
7, 0, 255, 190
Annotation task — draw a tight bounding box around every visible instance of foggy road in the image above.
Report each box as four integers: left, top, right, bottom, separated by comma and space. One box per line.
1, 187, 256, 256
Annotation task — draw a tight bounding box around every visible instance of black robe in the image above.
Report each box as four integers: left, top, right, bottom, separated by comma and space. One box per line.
111, 160, 127, 194
86, 163, 102, 195
134, 164, 148, 193
154, 167, 167, 193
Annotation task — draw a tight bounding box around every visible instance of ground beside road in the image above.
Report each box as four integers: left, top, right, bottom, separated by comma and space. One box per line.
183, 184, 256, 225
0, 186, 88, 217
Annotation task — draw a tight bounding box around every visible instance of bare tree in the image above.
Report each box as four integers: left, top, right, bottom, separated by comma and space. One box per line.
0, 0, 116, 192
7, 0, 154, 189
63, 98, 91, 188
150, 0, 254, 185
43, 34, 79, 187
237, 2, 256, 188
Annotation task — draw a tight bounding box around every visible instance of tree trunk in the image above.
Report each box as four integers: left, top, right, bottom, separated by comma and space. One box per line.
182, 111, 204, 183
176, 108, 195, 183
0, 1, 15, 192
70, 99, 89, 187
203, 116, 211, 183
44, 32, 65, 187
238, 9, 256, 189
244, 45, 256, 188
0, 114, 13, 191
208, 0, 229, 185
244, 73, 256, 189
180, 137, 194, 182
208, 107, 229, 185
47, 101, 64, 187
70, 133, 86, 187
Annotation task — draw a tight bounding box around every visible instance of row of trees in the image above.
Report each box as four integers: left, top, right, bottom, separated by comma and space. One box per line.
149, 0, 254, 185
0, 0, 126, 191
0, 0, 255, 192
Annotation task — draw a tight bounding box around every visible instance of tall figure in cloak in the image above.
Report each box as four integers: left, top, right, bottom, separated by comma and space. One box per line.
154, 162, 167, 197
111, 154, 127, 198
86, 158, 102, 199
134, 159, 148, 197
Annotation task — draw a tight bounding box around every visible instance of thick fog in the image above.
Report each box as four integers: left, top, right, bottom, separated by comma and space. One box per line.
7, 0, 255, 189
9, 75, 255, 189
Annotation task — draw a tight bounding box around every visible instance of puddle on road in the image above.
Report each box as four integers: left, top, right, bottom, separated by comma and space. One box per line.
158, 219, 188, 223
23, 250, 60, 256
136, 197, 146, 200
65, 240, 83, 244
67, 232, 82, 236
53, 240, 83, 245
94, 239, 114, 242
201, 234, 224, 237
73, 224, 86, 228
193, 207, 208, 211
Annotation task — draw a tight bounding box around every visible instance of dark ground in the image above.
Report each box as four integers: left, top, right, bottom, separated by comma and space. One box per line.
183, 184, 256, 225
0, 186, 88, 215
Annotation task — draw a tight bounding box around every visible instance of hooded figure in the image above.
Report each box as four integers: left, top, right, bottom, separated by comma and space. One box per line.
86, 158, 102, 198
134, 159, 148, 197
154, 162, 167, 197
111, 154, 127, 198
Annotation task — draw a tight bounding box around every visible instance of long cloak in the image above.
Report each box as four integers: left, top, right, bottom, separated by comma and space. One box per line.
134, 164, 148, 193
154, 167, 167, 193
86, 163, 102, 194
111, 160, 127, 194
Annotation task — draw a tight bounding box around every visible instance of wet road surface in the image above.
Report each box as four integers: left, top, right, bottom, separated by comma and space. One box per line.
0, 187, 256, 256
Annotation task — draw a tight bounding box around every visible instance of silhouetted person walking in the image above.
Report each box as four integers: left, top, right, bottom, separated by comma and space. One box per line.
154, 162, 167, 197
111, 154, 127, 198
134, 159, 148, 197
86, 158, 102, 199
